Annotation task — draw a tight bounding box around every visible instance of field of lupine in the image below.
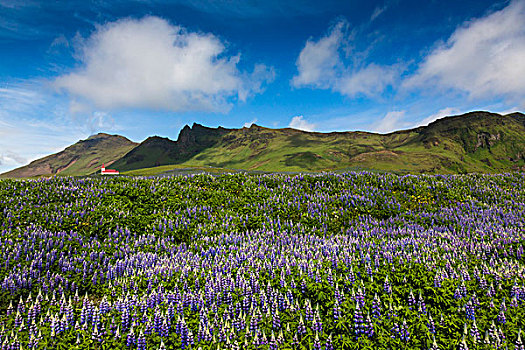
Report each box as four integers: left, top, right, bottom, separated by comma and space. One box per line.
0, 172, 524, 350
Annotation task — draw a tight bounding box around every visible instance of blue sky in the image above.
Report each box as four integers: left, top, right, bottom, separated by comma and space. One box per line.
1, 0, 524, 173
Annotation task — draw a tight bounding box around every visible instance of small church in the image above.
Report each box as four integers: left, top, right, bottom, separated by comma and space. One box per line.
101, 164, 119, 175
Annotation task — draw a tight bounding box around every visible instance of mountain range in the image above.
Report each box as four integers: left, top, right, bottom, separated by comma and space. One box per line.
2, 111, 524, 178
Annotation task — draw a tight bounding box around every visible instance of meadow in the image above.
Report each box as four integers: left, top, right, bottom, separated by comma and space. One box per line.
0, 172, 524, 349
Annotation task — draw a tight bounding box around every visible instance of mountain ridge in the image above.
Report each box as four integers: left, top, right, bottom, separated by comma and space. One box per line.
2, 111, 524, 177
1, 133, 138, 178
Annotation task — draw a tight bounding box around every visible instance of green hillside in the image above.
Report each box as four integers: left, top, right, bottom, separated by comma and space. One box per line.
111, 124, 232, 171
170, 111, 525, 174
3, 111, 524, 177
0, 133, 137, 178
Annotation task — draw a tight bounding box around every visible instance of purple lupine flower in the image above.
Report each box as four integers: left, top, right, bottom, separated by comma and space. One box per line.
458, 335, 468, 350
272, 310, 281, 330
454, 286, 462, 300
291, 333, 299, 347
14, 311, 22, 329
121, 307, 130, 331
126, 327, 135, 347
277, 329, 285, 345
487, 321, 498, 345
6, 301, 13, 317
313, 332, 322, 350
92, 306, 101, 330
372, 293, 381, 319
155, 312, 163, 335
471, 293, 480, 307
314, 306, 323, 334
28, 332, 39, 349
499, 326, 506, 345
459, 280, 467, 296
384, 275, 392, 295
305, 300, 313, 322
188, 329, 194, 347
433, 273, 442, 288
250, 309, 260, 335
333, 301, 341, 323
334, 284, 343, 305
511, 280, 520, 299
430, 335, 439, 350
355, 287, 365, 308
66, 304, 74, 328
137, 331, 146, 350
487, 283, 495, 297
301, 279, 307, 294
427, 313, 436, 334
325, 333, 334, 350
516, 329, 524, 350
391, 321, 400, 339
500, 298, 507, 312
417, 291, 427, 315
354, 302, 365, 340
269, 331, 278, 350
197, 321, 206, 342
408, 289, 415, 310
91, 324, 102, 343
260, 330, 269, 347
497, 309, 506, 324
298, 315, 307, 337
180, 319, 189, 349
365, 312, 374, 338
161, 319, 169, 337
465, 300, 475, 321
478, 274, 487, 289
470, 320, 480, 343
400, 319, 410, 342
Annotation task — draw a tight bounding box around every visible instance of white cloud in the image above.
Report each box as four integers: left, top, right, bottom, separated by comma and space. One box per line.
404, 0, 525, 106
292, 21, 344, 88
494, 106, 520, 115
0, 82, 100, 173
372, 110, 409, 133
0, 151, 26, 166
292, 20, 398, 98
288, 115, 317, 131
417, 107, 460, 127
336, 63, 397, 98
243, 118, 258, 128
54, 16, 273, 113
370, 4, 387, 22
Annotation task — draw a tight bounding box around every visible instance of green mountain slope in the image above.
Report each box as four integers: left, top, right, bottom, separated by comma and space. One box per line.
3, 111, 524, 177
1, 133, 137, 178
129, 111, 525, 174
111, 124, 232, 171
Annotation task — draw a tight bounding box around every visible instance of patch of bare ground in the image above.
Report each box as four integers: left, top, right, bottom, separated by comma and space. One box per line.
56, 158, 79, 174
87, 158, 100, 168
352, 150, 399, 162
248, 159, 270, 170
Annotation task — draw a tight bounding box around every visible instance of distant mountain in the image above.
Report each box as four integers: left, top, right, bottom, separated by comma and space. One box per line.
1, 133, 137, 178
110, 123, 232, 171
2, 111, 524, 177
136, 111, 522, 174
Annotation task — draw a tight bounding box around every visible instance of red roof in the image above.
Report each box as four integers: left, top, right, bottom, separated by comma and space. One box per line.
102, 169, 119, 173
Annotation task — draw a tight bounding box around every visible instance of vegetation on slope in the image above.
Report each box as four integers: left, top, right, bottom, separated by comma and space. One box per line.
176, 112, 525, 174
111, 123, 232, 171
3, 111, 524, 177
0, 133, 137, 178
